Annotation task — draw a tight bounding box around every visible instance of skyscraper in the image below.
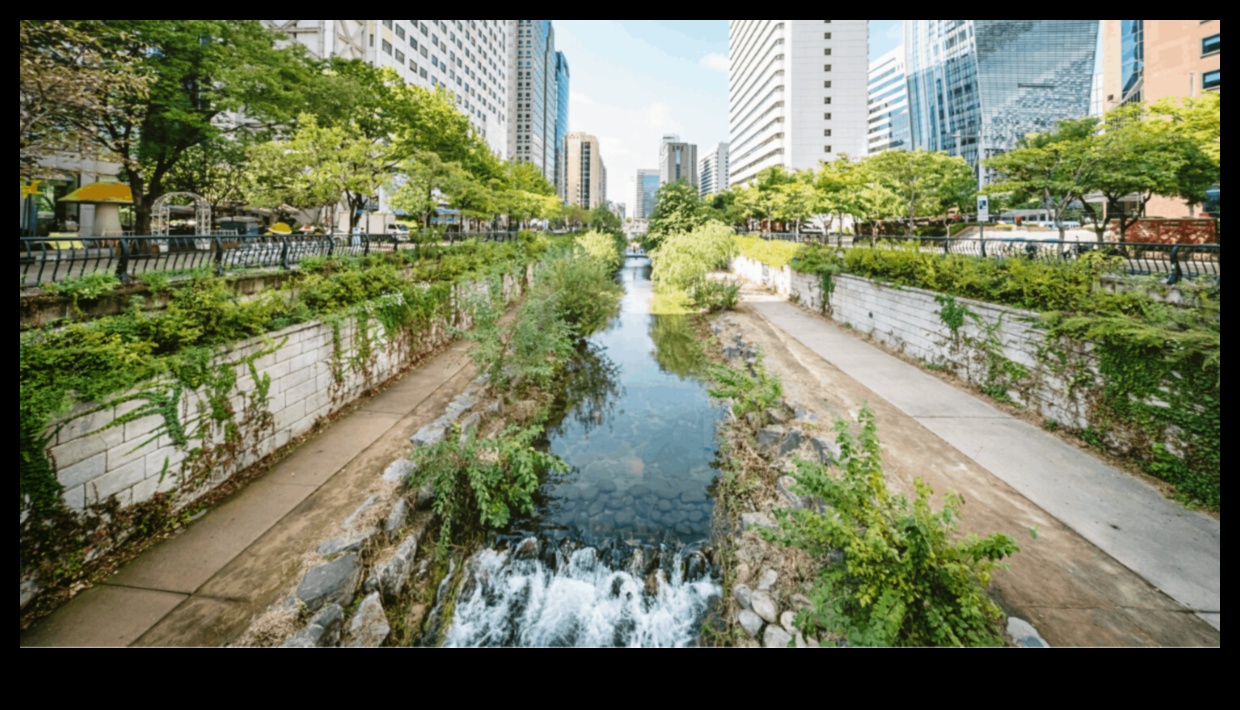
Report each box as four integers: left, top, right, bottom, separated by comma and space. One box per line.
509, 20, 558, 182
554, 51, 571, 201
867, 46, 911, 155
659, 137, 699, 188
905, 20, 1098, 168
635, 169, 660, 220
728, 20, 869, 187
699, 143, 730, 198
565, 133, 607, 210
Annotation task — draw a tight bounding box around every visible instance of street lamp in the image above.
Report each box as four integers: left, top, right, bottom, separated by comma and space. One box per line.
953, 127, 989, 241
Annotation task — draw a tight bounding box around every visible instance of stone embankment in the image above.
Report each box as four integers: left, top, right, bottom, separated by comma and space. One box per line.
241, 378, 500, 648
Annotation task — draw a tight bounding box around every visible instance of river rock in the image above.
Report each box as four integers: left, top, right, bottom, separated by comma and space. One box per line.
614, 509, 635, 526
780, 611, 798, 634
810, 436, 842, 466
458, 413, 481, 444
780, 429, 804, 457
296, 554, 361, 613
515, 538, 539, 560
596, 479, 618, 495
741, 512, 776, 532
347, 593, 390, 648
382, 458, 417, 484
750, 591, 779, 624
1007, 618, 1050, 648
368, 535, 419, 603
765, 408, 789, 425
794, 406, 818, 424
410, 422, 446, 448
657, 499, 674, 513
343, 495, 379, 530
757, 569, 779, 592
282, 604, 344, 648
629, 484, 652, 498
744, 412, 764, 431
738, 610, 764, 638
317, 526, 378, 557
777, 476, 806, 510
384, 499, 409, 536
791, 594, 813, 612
763, 625, 793, 649
20, 578, 39, 612
758, 426, 787, 453
733, 584, 754, 611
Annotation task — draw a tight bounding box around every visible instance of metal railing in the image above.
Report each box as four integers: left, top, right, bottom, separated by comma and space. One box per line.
742, 233, 1220, 285
19, 234, 399, 289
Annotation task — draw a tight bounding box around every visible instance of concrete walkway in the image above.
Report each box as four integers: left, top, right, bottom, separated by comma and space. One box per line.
747, 297, 1221, 635
21, 342, 475, 648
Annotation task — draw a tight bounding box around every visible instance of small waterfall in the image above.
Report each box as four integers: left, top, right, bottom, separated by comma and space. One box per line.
445, 538, 719, 648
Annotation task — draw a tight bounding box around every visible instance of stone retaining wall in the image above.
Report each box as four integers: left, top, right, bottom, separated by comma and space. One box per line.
731, 256, 1196, 458
46, 268, 529, 515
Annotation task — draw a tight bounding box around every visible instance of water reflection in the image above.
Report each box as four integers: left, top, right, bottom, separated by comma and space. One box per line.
536, 256, 725, 546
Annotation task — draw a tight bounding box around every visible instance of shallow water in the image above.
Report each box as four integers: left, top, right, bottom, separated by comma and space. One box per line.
444, 256, 725, 647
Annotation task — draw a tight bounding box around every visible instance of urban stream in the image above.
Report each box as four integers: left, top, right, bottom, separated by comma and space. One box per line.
443, 254, 726, 647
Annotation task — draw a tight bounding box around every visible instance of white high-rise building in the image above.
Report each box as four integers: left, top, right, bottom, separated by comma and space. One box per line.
728, 20, 869, 187
699, 143, 730, 198
266, 20, 512, 157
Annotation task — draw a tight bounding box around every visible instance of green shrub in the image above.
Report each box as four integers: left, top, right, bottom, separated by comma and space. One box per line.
691, 278, 740, 313
575, 230, 626, 272
651, 221, 737, 293
708, 350, 783, 418
733, 235, 803, 269
410, 425, 567, 559
42, 273, 122, 311
774, 408, 1020, 647
535, 253, 624, 338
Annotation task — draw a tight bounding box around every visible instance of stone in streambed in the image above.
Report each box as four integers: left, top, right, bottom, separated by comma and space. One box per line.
750, 591, 779, 624
282, 604, 344, 648
296, 554, 361, 613
346, 593, 390, 648
738, 610, 764, 638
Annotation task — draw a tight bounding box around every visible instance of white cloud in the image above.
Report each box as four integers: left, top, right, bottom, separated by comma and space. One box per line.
700, 52, 729, 73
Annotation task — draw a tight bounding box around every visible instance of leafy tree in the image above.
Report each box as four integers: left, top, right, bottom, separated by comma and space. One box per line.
19, 20, 149, 180
162, 137, 249, 214
870, 150, 976, 236
246, 114, 395, 231
1081, 105, 1218, 242
58, 20, 321, 233
985, 118, 1100, 240
647, 180, 708, 248
1150, 93, 1221, 167
588, 205, 622, 234
389, 150, 468, 229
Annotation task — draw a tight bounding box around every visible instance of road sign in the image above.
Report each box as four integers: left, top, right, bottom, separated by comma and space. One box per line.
977, 195, 990, 223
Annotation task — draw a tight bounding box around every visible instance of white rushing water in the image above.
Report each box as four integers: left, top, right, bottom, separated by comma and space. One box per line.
445, 543, 720, 648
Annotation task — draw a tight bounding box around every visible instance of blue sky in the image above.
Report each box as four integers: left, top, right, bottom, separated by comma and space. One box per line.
556, 20, 904, 213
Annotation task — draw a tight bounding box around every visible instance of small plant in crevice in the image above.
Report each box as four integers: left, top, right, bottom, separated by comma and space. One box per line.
708, 350, 784, 419
770, 408, 1020, 648
409, 426, 567, 561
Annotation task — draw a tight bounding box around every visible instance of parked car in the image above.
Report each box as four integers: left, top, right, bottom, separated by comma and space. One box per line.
389, 224, 411, 242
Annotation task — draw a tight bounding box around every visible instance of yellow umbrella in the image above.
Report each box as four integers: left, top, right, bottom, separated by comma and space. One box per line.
59, 182, 133, 235
266, 222, 293, 236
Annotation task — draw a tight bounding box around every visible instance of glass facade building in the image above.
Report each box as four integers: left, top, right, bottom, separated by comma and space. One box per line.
511, 20, 557, 182
1120, 20, 1145, 104
867, 45, 911, 154
637, 169, 660, 220
906, 20, 1098, 168
554, 51, 571, 201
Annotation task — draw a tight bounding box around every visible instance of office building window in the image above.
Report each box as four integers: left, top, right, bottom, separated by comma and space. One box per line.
1203, 33, 1220, 55
1203, 69, 1220, 90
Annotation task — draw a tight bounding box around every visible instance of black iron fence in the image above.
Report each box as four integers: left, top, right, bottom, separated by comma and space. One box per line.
18, 232, 527, 289
746, 233, 1220, 285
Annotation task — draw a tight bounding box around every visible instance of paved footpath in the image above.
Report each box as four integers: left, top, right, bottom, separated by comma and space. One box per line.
21, 341, 475, 648
747, 297, 1221, 637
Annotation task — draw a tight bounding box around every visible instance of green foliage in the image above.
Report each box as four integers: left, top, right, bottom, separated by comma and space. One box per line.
410, 426, 567, 560
773, 408, 1019, 647
935, 294, 973, 340
42, 273, 121, 310
646, 180, 709, 249
574, 230, 626, 272
708, 351, 783, 418
536, 253, 624, 338
733, 236, 804, 270
650, 221, 737, 294
691, 279, 740, 313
